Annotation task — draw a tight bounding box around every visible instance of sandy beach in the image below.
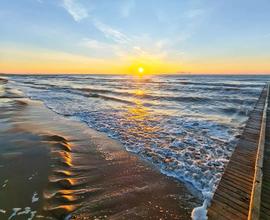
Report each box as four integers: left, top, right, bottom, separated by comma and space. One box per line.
0, 78, 200, 219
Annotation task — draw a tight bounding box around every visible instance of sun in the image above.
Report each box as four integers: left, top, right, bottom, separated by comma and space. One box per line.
138, 67, 144, 74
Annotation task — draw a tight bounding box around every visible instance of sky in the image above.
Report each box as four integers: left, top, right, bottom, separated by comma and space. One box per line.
0, 0, 270, 74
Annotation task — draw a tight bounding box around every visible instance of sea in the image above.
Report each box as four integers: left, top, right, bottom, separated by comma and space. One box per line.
6, 74, 269, 205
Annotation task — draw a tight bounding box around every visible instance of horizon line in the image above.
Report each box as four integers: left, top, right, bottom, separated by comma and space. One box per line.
1, 72, 270, 76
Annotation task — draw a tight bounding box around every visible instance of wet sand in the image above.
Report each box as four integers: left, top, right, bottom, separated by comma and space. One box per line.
0, 78, 200, 219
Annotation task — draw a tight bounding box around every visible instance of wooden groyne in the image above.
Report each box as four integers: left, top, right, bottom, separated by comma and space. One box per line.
260, 87, 270, 219
208, 83, 269, 220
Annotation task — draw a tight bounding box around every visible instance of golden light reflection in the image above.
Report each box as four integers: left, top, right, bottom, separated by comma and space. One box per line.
54, 170, 72, 176
50, 204, 79, 212
63, 178, 77, 186
53, 150, 73, 167
63, 155, 73, 167
134, 89, 145, 96
61, 195, 78, 202
125, 104, 160, 139
58, 189, 76, 195
123, 88, 160, 143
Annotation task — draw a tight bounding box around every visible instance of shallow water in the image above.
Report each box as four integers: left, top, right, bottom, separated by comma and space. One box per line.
7, 74, 270, 200
0, 90, 199, 219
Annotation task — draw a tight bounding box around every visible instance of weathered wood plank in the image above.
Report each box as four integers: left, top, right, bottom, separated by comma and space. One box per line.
260, 89, 270, 219
208, 84, 269, 220
210, 196, 247, 219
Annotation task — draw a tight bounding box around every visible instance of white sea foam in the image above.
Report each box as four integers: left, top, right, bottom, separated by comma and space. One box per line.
0, 209, 6, 214
17, 207, 31, 215
8, 207, 37, 220
32, 192, 39, 203
191, 199, 209, 220
8, 208, 21, 220
29, 211, 37, 220
2, 179, 8, 188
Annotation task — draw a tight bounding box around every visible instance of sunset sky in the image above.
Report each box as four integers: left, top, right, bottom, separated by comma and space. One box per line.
1, 0, 270, 74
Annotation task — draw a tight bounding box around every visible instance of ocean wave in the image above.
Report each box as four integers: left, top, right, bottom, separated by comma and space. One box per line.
7, 74, 268, 207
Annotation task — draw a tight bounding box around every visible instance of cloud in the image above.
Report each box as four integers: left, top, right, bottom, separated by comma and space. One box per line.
81, 38, 109, 49
81, 38, 119, 51
89, 22, 163, 59
59, 1, 188, 61
80, 35, 171, 63
62, 0, 88, 22
86, 20, 186, 63
93, 20, 131, 44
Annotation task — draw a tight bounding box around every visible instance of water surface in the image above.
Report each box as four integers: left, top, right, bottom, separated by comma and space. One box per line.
8, 74, 269, 199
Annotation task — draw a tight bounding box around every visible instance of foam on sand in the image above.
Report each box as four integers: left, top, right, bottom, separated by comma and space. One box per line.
191, 199, 209, 220
32, 192, 39, 203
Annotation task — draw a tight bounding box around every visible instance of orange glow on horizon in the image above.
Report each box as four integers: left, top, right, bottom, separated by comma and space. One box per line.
1, 45, 270, 75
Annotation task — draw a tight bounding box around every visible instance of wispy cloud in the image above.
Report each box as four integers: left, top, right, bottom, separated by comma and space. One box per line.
62, 0, 88, 22
59, 1, 188, 62
81, 38, 119, 52
93, 20, 131, 44
81, 26, 183, 63
81, 38, 110, 49
94, 20, 131, 44
89, 21, 162, 59
79, 38, 121, 59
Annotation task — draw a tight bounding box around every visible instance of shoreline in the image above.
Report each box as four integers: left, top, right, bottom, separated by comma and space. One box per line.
0, 79, 200, 219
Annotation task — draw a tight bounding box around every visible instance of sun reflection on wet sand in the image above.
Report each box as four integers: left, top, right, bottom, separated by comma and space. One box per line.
53, 170, 72, 177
